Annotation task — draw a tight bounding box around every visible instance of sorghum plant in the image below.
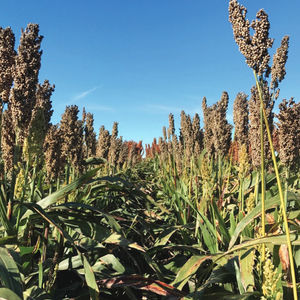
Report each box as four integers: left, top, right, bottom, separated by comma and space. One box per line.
10, 24, 43, 144
202, 97, 216, 157
212, 91, 233, 158
43, 124, 63, 182
248, 81, 274, 168
229, 0, 297, 297
60, 105, 84, 173
276, 98, 300, 170
192, 113, 203, 157
233, 92, 249, 148
168, 113, 175, 141
0, 27, 15, 109
96, 125, 111, 160
83, 112, 97, 158
1, 107, 15, 172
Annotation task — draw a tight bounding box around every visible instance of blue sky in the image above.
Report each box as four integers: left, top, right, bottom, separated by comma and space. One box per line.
1, 1, 299, 145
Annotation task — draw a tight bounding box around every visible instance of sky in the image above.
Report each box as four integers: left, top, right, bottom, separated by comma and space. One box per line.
0, 0, 299, 145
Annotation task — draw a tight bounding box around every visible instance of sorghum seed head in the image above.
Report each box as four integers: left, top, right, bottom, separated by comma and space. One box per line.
233, 92, 249, 147
0, 27, 15, 105
271, 35, 289, 89
276, 98, 300, 169
229, 1, 273, 76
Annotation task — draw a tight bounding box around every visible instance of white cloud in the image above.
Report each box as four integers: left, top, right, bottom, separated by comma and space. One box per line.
69, 85, 103, 104
74, 86, 98, 101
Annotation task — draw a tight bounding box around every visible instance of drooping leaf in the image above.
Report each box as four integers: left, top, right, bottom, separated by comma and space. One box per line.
0, 288, 22, 300
23, 286, 52, 300
21, 167, 99, 221
0, 247, 23, 299
172, 255, 212, 289
229, 191, 300, 249
239, 249, 255, 292
82, 254, 100, 300
154, 227, 177, 246
98, 254, 125, 274
98, 275, 186, 297
103, 233, 145, 252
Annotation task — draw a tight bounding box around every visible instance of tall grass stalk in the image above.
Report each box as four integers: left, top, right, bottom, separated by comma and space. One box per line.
254, 70, 298, 300
260, 91, 266, 263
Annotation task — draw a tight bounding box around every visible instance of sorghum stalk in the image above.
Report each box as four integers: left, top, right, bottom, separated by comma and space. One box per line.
254, 70, 297, 300
259, 80, 266, 262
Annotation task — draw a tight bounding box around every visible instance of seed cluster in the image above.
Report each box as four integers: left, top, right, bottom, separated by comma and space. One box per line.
60, 105, 84, 172
0, 27, 15, 106
229, 0, 273, 76
271, 36, 289, 89
43, 125, 63, 181
83, 111, 97, 158
248, 81, 274, 168
276, 98, 300, 168
233, 92, 248, 147
213, 92, 233, 157
10, 24, 43, 143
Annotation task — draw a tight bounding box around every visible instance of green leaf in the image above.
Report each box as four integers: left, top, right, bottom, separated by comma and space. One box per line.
23, 286, 52, 300
239, 249, 255, 292
0, 247, 23, 299
21, 167, 99, 221
172, 255, 212, 290
204, 257, 237, 287
0, 235, 17, 246
104, 233, 145, 252
228, 191, 299, 249
211, 201, 231, 244
234, 260, 245, 294
59, 254, 82, 271
99, 254, 125, 274
154, 228, 177, 246
82, 254, 100, 300
218, 233, 300, 263
56, 202, 122, 234
0, 288, 22, 300
21, 202, 75, 245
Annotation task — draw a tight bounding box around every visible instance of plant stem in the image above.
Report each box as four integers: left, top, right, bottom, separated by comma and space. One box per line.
254, 70, 298, 300
259, 80, 266, 262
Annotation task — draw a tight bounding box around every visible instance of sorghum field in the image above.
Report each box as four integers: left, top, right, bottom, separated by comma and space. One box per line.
0, 1, 299, 299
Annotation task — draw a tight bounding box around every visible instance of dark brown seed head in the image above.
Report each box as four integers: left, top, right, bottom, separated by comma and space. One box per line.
168, 113, 175, 140
84, 112, 96, 158
229, 1, 273, 76
213, 91, 233, 157
248, 81, 274, 168
271, 36, 289, 90
108, 122, 120, 166
192, 113, 203, 157
60, 105, 84, 171
35, 80, 55, 130
162, 126, 167, 142
44, 124, 63, 182
233, 92, 249, 147
0, 27, 15, 106
1, 107, 15, 172
96, 125, 111, 160
202, 97, 216, 157
111, 122, 118, 140
276, 98, 300, 169
10, 24, 43, 142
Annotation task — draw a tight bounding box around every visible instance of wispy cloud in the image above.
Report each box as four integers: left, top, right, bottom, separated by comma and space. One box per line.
68, 85, 103, 104
74, 86, 100, 101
